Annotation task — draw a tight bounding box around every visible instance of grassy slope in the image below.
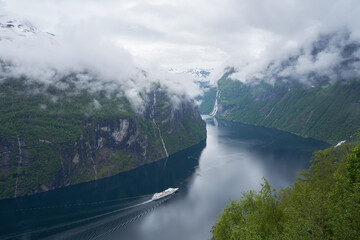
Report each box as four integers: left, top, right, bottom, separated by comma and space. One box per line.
198, 87, 217, 115
216, 78, 360, 144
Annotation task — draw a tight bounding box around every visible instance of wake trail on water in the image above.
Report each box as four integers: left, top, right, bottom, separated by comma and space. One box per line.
2, 197, 154, 240
85, 197, 171, 240
3, 193, 177, 240
3, 194, 153, 213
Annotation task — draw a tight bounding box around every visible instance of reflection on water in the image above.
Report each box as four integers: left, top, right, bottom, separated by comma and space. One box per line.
118, 116, 330, 240
0, 141, 205, 239
0, 117, 330, 239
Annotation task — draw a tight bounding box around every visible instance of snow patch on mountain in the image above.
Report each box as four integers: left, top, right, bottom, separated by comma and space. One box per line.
0, 15, 54, 41
169, 68, 213, 80
185, 68, 213, 80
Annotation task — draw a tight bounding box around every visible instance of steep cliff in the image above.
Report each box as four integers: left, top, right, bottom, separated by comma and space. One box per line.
0, 77, 206, 199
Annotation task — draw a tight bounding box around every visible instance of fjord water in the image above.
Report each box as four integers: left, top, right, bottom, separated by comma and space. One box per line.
0, 116, 329, 239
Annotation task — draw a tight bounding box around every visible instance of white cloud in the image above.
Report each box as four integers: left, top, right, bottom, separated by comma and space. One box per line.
0, 11, 201, 112
1, 0, 360, 95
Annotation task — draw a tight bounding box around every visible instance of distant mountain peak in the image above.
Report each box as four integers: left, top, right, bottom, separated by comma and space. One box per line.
0, 15, 54, 41
168, 67, 213, 81
185, 68, 213, 79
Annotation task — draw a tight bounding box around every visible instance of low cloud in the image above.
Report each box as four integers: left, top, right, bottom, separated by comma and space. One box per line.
0, 13, 202, 113
229, 30, 360, 85
1, 0, 360, 97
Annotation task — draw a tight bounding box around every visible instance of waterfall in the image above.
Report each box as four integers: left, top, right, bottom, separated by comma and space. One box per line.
86, 142, 98, 179
152, 90, 169, 158
210, 87, 220, 116
14, 135, 23, 198
209, 98, 218, 116
159, 132, 169, 158
152, 90, 157, 124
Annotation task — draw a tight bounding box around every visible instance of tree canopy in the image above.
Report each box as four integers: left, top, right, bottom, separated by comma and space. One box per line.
211, 143, 360, 239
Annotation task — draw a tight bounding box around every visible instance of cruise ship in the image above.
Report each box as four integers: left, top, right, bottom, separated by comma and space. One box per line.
152, 188, 179, 200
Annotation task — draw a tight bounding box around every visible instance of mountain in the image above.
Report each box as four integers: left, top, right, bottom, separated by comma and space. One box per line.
200, 32, 360, 144
185, 68, 213, 80
168, 67, 216, 113
198, 87, 217, 115
174, 68, 216, 114
0, 76, 206, 199
0, 17, 206, 199
0, 16, 54, 40
169, 68, 212, 79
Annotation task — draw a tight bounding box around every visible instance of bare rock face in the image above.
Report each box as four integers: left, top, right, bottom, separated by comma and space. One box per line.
72, 154, 79, 164
111, 119, 129, 143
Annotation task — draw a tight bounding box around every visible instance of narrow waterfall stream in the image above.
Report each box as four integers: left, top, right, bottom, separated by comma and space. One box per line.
14, 135, 23, 198
209, 88, 220, 116
152, 90, 169, 158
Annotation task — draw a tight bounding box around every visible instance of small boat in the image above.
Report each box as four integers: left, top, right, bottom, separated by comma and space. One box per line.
152, 188, 179, 200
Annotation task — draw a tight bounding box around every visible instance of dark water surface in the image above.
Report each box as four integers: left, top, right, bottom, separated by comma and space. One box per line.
0, 117, 330, 239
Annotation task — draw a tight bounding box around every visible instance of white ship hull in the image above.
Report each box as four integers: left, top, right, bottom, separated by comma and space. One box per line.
152, 188, 179, 200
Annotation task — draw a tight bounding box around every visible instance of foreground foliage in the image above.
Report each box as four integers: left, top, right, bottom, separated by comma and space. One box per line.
211, 143, 360, 239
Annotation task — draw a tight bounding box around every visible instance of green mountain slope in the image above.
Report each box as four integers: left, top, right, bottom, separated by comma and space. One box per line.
201, 73, 360, 144
0, 77, 206, 199
198, 87, 217, 114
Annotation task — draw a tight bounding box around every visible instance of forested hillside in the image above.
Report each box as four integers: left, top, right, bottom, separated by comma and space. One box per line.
0, 77, 206, 199
217, 77, 360, 144
211, 141, 360, 239
199, 73, 360, 144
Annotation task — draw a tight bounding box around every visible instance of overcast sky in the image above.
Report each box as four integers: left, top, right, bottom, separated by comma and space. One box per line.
1, 0, 359, 73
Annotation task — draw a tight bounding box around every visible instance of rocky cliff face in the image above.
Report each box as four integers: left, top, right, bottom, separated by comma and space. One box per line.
0, 79, 206, 199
